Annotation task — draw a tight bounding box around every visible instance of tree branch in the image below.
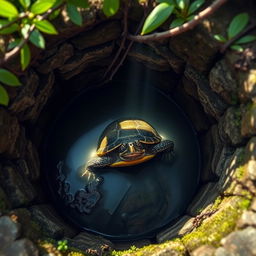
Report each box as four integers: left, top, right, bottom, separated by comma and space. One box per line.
0, 2, 65, 66
0, 13, 27, 31
128, 0, 228, 42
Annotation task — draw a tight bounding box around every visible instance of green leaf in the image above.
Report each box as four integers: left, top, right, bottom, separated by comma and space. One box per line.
176, 0, 190, 10
29, 29, 45, 48
0, 69, 21, 86
0, 0, 19, 18
21, 23, 30, 38
235, 35, 256, 44
7, 39, 21, 50
102, 0, 120, 17
214, 34, 227, 42
20, 43, 31, 70
67, 3, 82, 26
228, 12, 249, 39
67, 0, 89, 8
30, 0, 55, 14
0, 84, 9, 106
141, 3, 174, 35
188, 0, 205, 15
0, 20, 19, 34
170, 18, 185, 28
230, 44, 244, 52
49, 9, 61, 20
34, 19, 58, 34
156, 0, 174, 4
19, 0, 31, 9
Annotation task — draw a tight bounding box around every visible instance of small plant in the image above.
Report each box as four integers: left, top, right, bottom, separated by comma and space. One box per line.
214, 12, 256, 52
57, 239, 68, 252
141, 0, 205, 35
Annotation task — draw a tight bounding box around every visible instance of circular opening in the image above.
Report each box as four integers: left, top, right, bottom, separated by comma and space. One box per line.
42, 59, 201, 241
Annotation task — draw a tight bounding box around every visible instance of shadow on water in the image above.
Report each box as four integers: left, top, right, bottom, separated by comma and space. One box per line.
44, 58, 201, 241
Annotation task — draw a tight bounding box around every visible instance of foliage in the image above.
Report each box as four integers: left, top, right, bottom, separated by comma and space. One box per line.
141, 0, 205, 35
214, 12, 256, 52
57, 239, 68, 251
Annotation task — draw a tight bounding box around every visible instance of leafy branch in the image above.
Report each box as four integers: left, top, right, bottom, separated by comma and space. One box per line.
128, 0, 228, 42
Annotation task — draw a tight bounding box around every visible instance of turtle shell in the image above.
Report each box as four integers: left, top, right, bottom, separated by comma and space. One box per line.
97, 119, 162, 156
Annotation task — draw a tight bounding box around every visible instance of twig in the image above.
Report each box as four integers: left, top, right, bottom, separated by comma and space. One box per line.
0, 2, 65, 66
0, 13, 27, 31
220, 22, 256, 53
128, 0, 228, 42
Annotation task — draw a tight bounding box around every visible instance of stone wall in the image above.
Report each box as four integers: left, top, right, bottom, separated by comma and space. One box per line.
0, 0, 256, 255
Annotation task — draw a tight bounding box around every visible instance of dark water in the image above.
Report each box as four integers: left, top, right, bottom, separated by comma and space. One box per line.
44, 62, 200, 241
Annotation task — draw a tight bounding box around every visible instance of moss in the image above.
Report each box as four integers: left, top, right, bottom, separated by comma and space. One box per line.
181, 196, 251, 251
111, 240, 186, 256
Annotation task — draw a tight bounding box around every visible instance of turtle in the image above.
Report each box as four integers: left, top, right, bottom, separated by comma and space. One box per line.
82, 119, 174, 176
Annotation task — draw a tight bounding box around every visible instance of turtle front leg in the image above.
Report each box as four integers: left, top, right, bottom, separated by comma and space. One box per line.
81, 156, 115, 177
151, 140, 174, 154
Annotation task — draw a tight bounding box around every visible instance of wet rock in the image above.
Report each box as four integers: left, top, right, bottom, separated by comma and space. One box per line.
0, 163, 37, 208
181, 76, 199, 100
0, 186, 10, 214
22, 72, 55, 121
187, 183, 219, 216
209, 60, 238, 105
184, 65, 227, 119
37, 44, 74, 74
218, 107, 244, 146
220, 227, 256, 255
58, 42, 114, 79
211, 125, 223, 173
199, 130, 215, 181
241, 103, 256, 138
244, 137, 256, 181
0, 238, 38, 256
9, 70, 39, 120
237, 211, 256, 228
147, 42, 185, 74
191, 245, 216, 256
217, 148, 244, 193
169, 24, 219, 72
67, 232, 113, 255
9, 126, 27, 159
0, 108, 20, 156
16, 141, 40, 181
156, 215, 194, 243
128, 43, 170, 71
29, 205, 77, 239
0, 216, 21, 247
71, 20, 121, 50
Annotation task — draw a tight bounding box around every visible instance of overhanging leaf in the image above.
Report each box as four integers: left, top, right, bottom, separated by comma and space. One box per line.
29, 29, 45, 48
0, 0, 19, 18
7, 39, 21, 50
34, 19, 58, 34
0, 20, 19, 34
102, 0, 120, 17
176, 0, 190, 10
19, 0, 31, 9
67, 3, 82, 26
230, 44, 243, 52
0, 68, 21, 86
141, 3, 174, 35
214, 34, 227, 43
235, 35, 256, 44
31, 0, 55, 14
156, 0, 174, 4
0, 84, 9, 106
20, 43, 31, 70
228, 12, 249, 39
170, 18, 185, 28
188, 0, 205, 15
67, 0, 89, 8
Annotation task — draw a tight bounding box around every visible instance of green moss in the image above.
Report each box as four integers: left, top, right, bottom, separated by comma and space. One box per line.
111, 240, 186, 256
181, 196, 251, 251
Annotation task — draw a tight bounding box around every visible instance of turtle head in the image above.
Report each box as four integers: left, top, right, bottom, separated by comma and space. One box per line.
119, 140, 145, 161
